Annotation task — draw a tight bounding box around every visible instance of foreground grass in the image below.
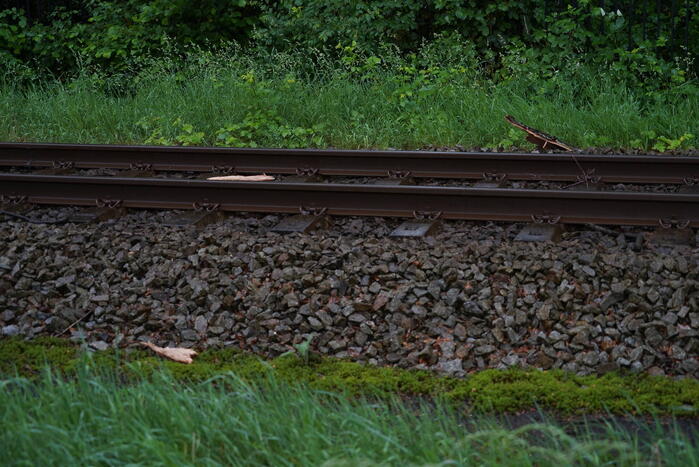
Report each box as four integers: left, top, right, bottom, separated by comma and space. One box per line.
1, 361, 698, 466
2, 338, 699, 416
1, 49, 697, 150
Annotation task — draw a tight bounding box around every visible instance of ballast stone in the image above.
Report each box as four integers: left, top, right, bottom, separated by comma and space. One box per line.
2, 324, 19, 336
1, 213, 698, 378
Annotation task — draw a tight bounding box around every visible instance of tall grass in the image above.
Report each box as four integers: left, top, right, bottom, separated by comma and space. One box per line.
1, 364, 698, 466
1, 46, 697, 150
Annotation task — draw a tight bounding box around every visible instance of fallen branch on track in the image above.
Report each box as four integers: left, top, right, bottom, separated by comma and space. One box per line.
505, 115, 574, 152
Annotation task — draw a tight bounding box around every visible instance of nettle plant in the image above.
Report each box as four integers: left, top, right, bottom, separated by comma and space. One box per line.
138, 111, 325, 148
631, 131, 695, 152
487, 128, 528, 151
214, 110, 325, 148
139, 117, 205, 146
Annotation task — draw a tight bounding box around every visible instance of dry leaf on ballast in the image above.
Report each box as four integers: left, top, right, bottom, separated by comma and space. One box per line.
207, 174, 275, 181
142, 342, 198, 364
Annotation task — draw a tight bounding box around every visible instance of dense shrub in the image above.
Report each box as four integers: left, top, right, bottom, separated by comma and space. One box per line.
82, 0, 260, 66
256, 1, 697, 64
0, 0, 696, 83
0, 0, 262, 75
256, 0, 538, 51
0, 7, 83, 75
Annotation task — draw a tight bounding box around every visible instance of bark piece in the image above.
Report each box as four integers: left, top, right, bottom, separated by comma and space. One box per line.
505, 115, 574, 152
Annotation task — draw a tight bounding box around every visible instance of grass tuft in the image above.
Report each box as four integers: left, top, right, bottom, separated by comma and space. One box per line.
1, 49, 697, 150
1, 357, 698, 466
2, 337, 698, 416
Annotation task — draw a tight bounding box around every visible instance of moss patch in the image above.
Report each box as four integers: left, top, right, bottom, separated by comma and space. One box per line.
1, 337, 698, 415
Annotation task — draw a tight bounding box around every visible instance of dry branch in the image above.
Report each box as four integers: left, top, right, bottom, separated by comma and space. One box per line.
505, 115, 574, 152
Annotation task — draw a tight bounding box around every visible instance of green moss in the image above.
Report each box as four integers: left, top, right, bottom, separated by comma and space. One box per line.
0, 337, 78, 375
271, 355, 457, 397
446, 369, 699, 414
1, 337, 698, 415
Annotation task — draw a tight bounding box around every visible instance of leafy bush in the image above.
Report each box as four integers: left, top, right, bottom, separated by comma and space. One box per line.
81, 0, 260, 68
256, 0, 697, 75
2, 0, 697, 84
255, 0, 537, 52
0, 1, 262, 75
0, 7, 84, 76
524, 1, 694, 88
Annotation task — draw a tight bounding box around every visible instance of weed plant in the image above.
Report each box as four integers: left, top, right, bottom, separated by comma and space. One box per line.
1, 361, 698, 466
1, 44, 697, 150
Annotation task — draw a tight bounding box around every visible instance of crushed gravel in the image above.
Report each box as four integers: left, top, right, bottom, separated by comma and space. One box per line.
1, 210, 698, 378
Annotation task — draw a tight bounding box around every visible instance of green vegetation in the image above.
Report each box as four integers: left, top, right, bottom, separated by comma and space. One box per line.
1, 0, 260, 75
2, 344, 699, 466
2, 5, 697, 464
1, 45, 697, 150
2, 1, 697, 151
2, 338, 699, 415
3, 1, 697, 79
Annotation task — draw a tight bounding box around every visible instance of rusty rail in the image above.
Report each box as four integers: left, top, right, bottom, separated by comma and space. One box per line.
0, 142, 697, 183
1, 173, 697, 227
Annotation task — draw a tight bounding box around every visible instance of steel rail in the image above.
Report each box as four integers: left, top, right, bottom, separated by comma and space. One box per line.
1, 173, 697, 226
0, 142, 697, 184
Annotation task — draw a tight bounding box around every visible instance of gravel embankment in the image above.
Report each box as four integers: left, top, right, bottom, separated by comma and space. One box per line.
1, 210, 698, 377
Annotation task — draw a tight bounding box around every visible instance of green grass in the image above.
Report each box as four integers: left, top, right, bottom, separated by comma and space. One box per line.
2, 338, 699, 416
1, 361, 698, 466
2, 338, 698, 465
1, 48, 697, 150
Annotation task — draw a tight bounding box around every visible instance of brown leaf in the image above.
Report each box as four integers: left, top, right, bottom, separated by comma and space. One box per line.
207, 174, 275, 181
142, 342, 198, 364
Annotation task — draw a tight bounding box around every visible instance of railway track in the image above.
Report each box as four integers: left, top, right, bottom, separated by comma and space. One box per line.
1, 142, 698, 184
0, 142, 697, 229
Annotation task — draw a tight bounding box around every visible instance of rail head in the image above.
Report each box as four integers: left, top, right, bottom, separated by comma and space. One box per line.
1, 173, 697, 227
0, 142, 696, 184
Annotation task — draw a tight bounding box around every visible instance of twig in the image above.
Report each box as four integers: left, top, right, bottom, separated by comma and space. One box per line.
504, 115, 589, 183
54, 308, 96, 337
